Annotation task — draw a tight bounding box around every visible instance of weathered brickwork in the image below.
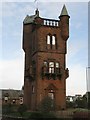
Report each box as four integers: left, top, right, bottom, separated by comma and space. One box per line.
22, 6, 70, 110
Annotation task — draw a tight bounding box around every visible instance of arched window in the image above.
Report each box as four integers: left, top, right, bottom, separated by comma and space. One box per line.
49, 62, 54, 73
56, 62, 59, 68
46, 34, 57, 49
55, 62, 60, 73
44, 61, 48, 67
48, 92, 54, 99
42, 61, 60, 78
47, 35, 50, 44
52, 36, 56, 45
43, 61, 48, 74
32, 85, 35, 93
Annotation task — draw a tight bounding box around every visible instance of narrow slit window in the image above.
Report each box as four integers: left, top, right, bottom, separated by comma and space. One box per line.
47, 35, 50, 44
56, 62, 60, 73
44, 61, 47, 67
47, 21, 49, 25
44, 20, 46, 25
52, 36, 56, 45
56, 62, 59, 68
32, 85, 35, 93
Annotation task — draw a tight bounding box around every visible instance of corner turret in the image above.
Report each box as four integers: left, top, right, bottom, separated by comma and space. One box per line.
59, 5, 70, 40
59, 4, 69, 17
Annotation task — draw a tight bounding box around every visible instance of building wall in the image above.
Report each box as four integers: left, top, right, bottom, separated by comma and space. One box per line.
23, 11, 69, 110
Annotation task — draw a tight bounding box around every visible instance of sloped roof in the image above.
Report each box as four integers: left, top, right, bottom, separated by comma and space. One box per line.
1, 89, 23, 99
23, 9, 39, 24
60, 4, 69, 16
23, 14, 37, 24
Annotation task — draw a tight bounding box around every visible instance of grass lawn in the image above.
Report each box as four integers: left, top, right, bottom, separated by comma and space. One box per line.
2, 107, 90, 119
4, 111, 32, 118
67, 108, 90, 112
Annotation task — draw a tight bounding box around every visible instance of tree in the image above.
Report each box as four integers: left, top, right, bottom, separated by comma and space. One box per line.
82, 94, 87, 108
66, 101, 74, 108
87, 92, 90, 109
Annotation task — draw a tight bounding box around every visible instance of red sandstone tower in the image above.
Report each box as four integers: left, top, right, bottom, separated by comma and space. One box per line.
22, 5, 70, 110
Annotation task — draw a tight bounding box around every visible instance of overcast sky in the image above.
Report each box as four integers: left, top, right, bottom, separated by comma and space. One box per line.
0, 0, 89, 96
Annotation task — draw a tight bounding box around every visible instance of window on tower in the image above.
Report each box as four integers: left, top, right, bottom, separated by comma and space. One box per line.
43, 61, 60, 74
42, 61, 61, 79
44, 61, 48, 67
56, 62, 60, 74
48, 92, 54, 99
32, 85, 35, 93
46, 34, 57, 49
47, 35, 50, 44
56, 62, 59, 68
52, 36, 56, 45
49, 62, 54, 73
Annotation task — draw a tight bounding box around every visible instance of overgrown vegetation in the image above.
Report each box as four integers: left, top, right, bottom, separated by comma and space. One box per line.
17, 104, 27, 116
2, 93, 90, 119
2, 97, 56, 118
38, 96, 55, 112
29, 112, 56, 118
66, 94, 88, 109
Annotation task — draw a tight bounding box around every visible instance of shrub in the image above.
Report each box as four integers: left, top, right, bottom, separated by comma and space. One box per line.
29, 112, 56, 119
38, 96, 55, 112
29, 112, 43, 118
18, 104, 27, 116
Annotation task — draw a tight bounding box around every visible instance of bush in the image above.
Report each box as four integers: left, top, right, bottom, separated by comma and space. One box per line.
29, 112, 43, 118
42, 112, 56, 118
2, 103, 13, 114
18, 104, 27, 116
29, 112, 56, 119
38, 96, 55, 112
